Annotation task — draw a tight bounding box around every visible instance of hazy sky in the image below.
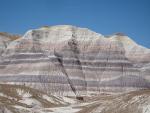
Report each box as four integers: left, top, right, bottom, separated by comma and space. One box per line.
0, 0, 150, 48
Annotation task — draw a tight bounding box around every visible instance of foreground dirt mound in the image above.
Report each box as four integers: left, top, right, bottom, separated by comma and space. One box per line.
0, 84, 150, 113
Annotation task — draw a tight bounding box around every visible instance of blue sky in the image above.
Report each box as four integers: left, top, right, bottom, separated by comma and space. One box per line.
0, 0, 150, 48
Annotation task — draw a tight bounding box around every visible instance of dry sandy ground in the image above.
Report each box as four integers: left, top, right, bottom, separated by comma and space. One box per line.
0, 84, 150, 113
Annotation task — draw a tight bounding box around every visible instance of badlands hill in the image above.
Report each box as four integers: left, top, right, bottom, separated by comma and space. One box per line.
0, 32, 20, 57
0, 25, 150, 113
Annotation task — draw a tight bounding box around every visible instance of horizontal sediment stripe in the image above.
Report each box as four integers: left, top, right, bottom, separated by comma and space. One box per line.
0, 75, 83, 84
0, 59, 132, 66
5, 52, 128, 60
0, 63, 139, 72
0, 56, 132, 66
62, 64, 139, 72
7, 53, 46, 59
0, 75, 148, 88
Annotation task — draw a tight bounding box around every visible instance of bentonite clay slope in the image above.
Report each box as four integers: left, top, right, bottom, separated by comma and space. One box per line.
0, 32, 20, 57
0, 25, 150, 96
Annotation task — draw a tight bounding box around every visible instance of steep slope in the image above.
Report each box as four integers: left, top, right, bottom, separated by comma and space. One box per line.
0, 25, 150, 96
0, 32, 20, 57
109, 34, 150, 64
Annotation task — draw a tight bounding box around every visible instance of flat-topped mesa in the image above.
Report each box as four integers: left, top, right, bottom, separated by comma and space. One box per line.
23, 25, 103, 43
0, 25, 150, 96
